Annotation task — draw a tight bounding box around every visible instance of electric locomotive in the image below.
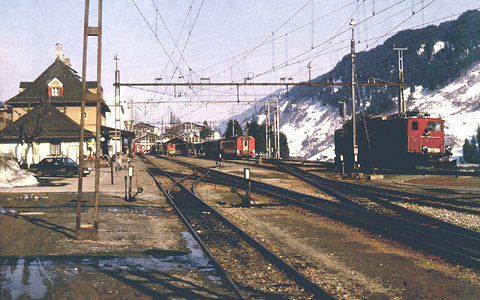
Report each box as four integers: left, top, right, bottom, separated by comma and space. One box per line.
134, 144, 143, 155
166, 143, 176, 156
335, 111, 453, 172
202, 135, 255, 159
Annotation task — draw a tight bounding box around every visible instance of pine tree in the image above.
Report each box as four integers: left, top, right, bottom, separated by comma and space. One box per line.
477, 126, 480, 158
200, 120, 211, 139
463, 138, 479, 163
247, 121, 289, 158
247, 121, 266, 154
224, 119, 243, 138
279, 132, 290, 159
471, 135, 480, 163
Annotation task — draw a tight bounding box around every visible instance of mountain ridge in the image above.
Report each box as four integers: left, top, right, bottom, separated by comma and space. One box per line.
242, 10, 480, 160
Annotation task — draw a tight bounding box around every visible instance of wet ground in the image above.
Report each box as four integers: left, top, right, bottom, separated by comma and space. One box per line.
0, 158, 238, 300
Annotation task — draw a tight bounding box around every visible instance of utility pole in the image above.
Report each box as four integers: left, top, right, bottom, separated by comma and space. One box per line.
393, 45, 408, 114
265, 100, 272, 158
114, 54, 120, 174
350, 18, 358, 172
274, 97, 281, 159
76, 0, 102, 241
244, 115, 247, 135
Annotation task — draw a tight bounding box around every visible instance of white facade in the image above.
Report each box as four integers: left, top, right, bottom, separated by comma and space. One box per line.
104, 95, 134, 131
104, 94, 134, 155
0, 141, 88, 166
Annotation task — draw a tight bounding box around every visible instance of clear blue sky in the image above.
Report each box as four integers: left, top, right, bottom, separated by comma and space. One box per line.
1, 0, 479, 125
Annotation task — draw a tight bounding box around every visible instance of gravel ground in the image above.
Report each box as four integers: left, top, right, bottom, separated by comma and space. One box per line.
194, 179, 480, 300
2, 155, 479, 299
0, 156, 240, 300
395, 202, 480, 231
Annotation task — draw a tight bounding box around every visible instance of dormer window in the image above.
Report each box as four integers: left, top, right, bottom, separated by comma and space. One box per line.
52, 87, 60, 96
47, 77, 64, 97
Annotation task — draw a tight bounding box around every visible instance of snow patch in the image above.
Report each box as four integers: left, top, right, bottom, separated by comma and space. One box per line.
417, 44, 426, 55
280, 101, 342, 159
0, 154, 38, 188
433, 41, 445, 54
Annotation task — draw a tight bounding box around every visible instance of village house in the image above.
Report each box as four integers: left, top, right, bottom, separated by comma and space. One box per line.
0, 105, 12, 131
6, 45, 109, 134
132, 122, 161, 152
0, 45, 134, 165
164, 122, 204, 143
0, 103, 95, 167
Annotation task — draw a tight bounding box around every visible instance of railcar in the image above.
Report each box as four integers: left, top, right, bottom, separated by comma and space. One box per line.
166, 143, 176, 156
335, 112, 454, 172
202, 135, 255, 159
150, 142, 163, 155
201, 139, 222, 158
176, 142, 197, 156
134, 144, 143, 155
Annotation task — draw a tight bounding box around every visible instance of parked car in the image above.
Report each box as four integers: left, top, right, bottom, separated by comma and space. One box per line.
30, 156, 90, 177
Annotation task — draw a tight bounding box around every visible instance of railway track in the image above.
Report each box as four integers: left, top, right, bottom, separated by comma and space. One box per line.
267, 161, 480, 267
142, 156, 334, 299
163, 156, 480, 268
146, 154, 480, 265
282, 158, 480, 177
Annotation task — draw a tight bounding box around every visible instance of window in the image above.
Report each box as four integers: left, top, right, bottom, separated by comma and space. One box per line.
412, 121, 418, 131
47, 78, 63, 96
427, 121, 442, 132
50, 143, 61, 156
65, 158, 76, 165
48, 86, 63, 96
79, 112, 88, 120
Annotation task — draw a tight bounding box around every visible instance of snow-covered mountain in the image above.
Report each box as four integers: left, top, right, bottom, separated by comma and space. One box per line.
232, 59, 480, 162
234, 10, 480, 161
274, 61, 480, 161
407, 61, 480, 159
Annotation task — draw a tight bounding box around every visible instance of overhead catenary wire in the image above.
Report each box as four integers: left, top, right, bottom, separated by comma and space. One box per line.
131, 0, 206, 121
128, 0, 476, 125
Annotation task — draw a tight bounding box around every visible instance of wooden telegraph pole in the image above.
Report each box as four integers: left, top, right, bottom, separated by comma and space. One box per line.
76, 0, 103, 241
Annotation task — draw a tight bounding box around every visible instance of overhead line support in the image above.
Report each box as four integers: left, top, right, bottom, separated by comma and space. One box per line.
115, 82, 404, 88
393, 46, 408, 114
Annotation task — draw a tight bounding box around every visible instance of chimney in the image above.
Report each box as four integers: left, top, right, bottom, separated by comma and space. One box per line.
54, 43, 64, 61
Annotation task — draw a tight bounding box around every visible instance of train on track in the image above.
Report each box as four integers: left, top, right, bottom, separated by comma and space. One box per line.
335, 111, 454, 172
201, 135, 255, 159
134, 144, 144, 155
150, 135, 256, 159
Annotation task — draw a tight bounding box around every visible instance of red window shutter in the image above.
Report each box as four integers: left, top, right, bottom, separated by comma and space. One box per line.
59, 87, 63, 96
48, 87, 52, 96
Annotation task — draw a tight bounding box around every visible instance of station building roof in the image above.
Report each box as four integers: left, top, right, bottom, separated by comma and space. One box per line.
0, 103, 95, 142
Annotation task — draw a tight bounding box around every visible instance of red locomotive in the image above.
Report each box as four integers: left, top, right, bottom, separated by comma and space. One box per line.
335, 112, 453, 172
202, 135, 255, 159
166, 143, 176, 156
134, 144, 143, 155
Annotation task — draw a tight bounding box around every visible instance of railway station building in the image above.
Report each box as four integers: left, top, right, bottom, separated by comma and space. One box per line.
0, 45, 134, 166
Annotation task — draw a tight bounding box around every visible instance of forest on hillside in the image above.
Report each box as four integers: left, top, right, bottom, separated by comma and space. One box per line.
285, 10, 480, 115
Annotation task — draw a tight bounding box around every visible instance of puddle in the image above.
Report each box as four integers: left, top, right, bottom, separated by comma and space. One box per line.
36, 179, 68, 187
1, 232, 222, 299
0, 258, 54, 300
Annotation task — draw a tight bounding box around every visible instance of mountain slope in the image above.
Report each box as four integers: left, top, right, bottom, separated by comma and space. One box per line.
273, 10, 480, 160
408, 61, 480, 158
